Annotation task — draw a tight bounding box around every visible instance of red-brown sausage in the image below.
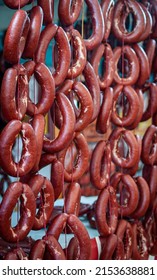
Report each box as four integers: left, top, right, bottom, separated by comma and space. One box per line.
0, 120, 37, 177
0, 65, 28, 122
138, 2, 152, 41
100, 234, 124, 260
50, 158, 64, 200
143, 165, 157, 207
47, 213, 91, 259
132, 43, 150, 86
29, 235, 66, 260
0, 182, 36, 242
83, 0, 104, 50
112, 0, 146, 43
141, 83, 157, 122
43, 92, 76, 153
109, 127, 139, 169
91, 43, 114, 89
127, 88, 144, 130
131, 176, 150, 219
26, 62, 55, 117
113, 45, 140, 85
110, 173, 139, 217
95, 186, 118, 236
90, 140, 111, 189
37, 0, 54, 25
83, 62, 100, 123
58, 0, 83, 26
58, 132, 89, 182
132, 221, 149, 260
35, 25, 71, 86
96, 87, 113, 134
3, 0, 33, 9
22, 6, 43, 59
30, 114, 45, 173
3, 10, 30, 64
67, 29, 87, 79
101, 0, 114, 41
141, 125, 157, 165
71, 81, 93, 132
64, 182, 81, 216
116, 219, 133, 260
66, 214, 91, 260
28, 174, 54, 230
111, 84, 140, 127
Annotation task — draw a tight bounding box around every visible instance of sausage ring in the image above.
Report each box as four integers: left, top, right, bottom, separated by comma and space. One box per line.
112, 0, 146, 43
144, 200, 157, 256
58, 0, 83, 26
110, 173, 139, 217
28, 174, 54, 230
91, 43, 114, 89
131, 176, 150, 219
109, 127, 139, 169
96, 87, 113, 134
123, 135, 142, 176
132, 43, 150, 87
55, 81, 93, 132
101, 0, 114, 41
132, 221, 149, 260
66, 237, 80, 260
90, 140, 111, 190
116, 219, 133, 260
66, 29, 87, 79
3, 10, 30, 64
25, 62, 55, 117
138, 2, 152, 42
35, 25, 71, 86
127, 89, 144, 130
22, 6, 43, 59
70, 81, 93, 132
143, 165, 157, 207
30, 114, 45, 173
83, 0, 104, 50
83, 62, 100, 123
50, 158, 64, 201
43, 92, 75, 153
64, 182, 81, 216
0, 65, 28, 122
145, 39, 156, 76
29, 235, 66, 260
58, 132, 89, 182
47, 213, 91, 260
55, 76, 97, 127
141, 125, 157, 165
111, 85, 139, 127
113, 45, 140, 85
100, 234, 124, 260
141, 83, 157, 122
0, 182, 36, 242
149, 0, 157, 39
35, 23, 57, 62
47, 213, 68, 239
95, 186, 118, 236
0, 120, 37, 177
37, 0, 54, 25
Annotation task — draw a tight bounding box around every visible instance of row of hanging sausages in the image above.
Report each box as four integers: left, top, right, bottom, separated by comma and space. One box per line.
0, 0, 157, 260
